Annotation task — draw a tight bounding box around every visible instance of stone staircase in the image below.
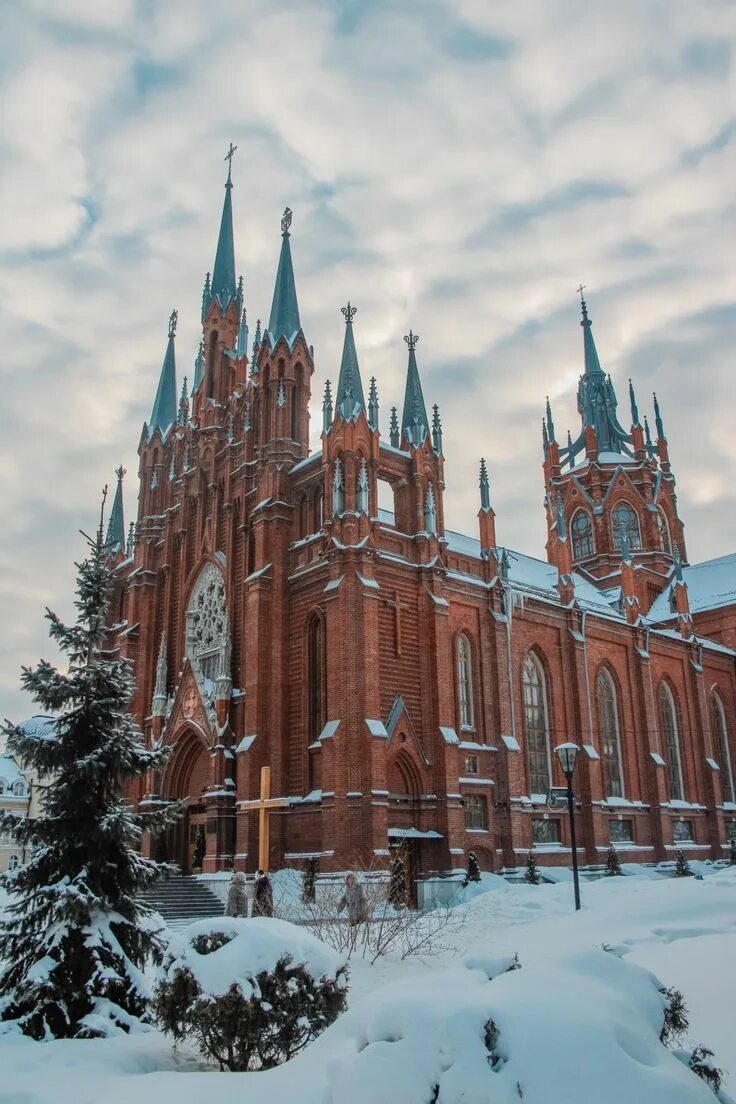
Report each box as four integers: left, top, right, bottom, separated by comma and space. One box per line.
142, 874, 225, 930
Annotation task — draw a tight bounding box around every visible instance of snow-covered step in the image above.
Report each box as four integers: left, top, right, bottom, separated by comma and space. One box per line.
140, 874, 225, 926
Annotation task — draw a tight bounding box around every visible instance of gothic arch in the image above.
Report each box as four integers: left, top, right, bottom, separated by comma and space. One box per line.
388, 746, 423, 799
710, 690, 734, 804
306, 609, 326, 744
521, 649, 552, 797
162, 726, 210, 801
596, 665, 624, 798
454, 630, 477, 732
571, 508, 595, 559
611, 500, 642, 552
657, 679, 684, 801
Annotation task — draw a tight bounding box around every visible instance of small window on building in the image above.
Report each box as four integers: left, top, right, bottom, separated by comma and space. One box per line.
12, 780, 26, 797
464, 755, 479, 774
612, 503, 642, 552
656, 510, 672, 555
609, 819, 634, 843
8, 855, 19, 871
571, 510, 595, 559
464, 795, 488, 830
532, 817, 561, 844
673, 819, 694, 843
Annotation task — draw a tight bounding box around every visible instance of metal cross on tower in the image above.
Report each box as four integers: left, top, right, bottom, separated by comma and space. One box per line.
224, 142, 237, 178
281, 207, 293, 234
341, 301, 357, 324
404, 330, 419, 351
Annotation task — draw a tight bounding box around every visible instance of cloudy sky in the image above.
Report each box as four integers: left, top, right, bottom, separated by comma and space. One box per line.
1, 0, 735, 720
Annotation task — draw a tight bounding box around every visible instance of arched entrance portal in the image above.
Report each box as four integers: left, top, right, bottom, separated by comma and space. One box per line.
161, 728, 212, 874
387, 749, 423, 905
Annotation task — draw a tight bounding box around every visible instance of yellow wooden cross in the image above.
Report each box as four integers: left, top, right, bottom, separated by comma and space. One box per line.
251, 766, 288, 872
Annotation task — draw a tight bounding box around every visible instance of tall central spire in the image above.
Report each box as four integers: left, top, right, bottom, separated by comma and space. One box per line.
105, 465, 126, 553
401, 330, 429, 448
579, 287, 603, 376
569, 290, 631, 457
267, 207, 301, 347
335, 302, 366, 421
209, 145, 238, 311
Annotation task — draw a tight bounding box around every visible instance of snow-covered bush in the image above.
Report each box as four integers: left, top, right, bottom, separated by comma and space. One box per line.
674, 849, 693, 877
605, 845, 623, 876
0, 517, 178, 1040
388, 847, 409, 907
301, 857, 318, 904
154, 917, 348, 1070
464, 851, 481, 886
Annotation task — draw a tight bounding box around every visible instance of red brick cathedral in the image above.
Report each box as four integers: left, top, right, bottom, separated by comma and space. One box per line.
107, 156, 736, 878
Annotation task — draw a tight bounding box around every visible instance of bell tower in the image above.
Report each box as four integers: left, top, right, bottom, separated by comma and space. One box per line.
543, 291, 685, 614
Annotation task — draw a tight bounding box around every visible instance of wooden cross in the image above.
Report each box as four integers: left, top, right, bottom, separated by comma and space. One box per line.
251, 766, 288, 872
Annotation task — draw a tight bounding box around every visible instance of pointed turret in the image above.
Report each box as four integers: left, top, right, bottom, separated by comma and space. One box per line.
368, 377, 379, 430
126, 521, 135, 559
479, 457, 491, 512
192, 342, 204, 393
431, 404, 443, 455
335, 303, 366, 421
542, 418, 549, 451
567, 290, 632, 457
653, 392, 665, 440
151, 633, 168, 718
401, 331, 429, 448
477, 458, 496, 554
644, 415, 653, 451
268, 208, 301, 347
177, 376, 189, 426
546, 397, 556, 443
322, 380, 333, 435
629, 379, 640, 427
208, 146, 238, 312
581, 293, 603, 377
148, 311, 178, 439
105, 465, 126, 553
389, 406, 400, 448
237, 296, 248, 359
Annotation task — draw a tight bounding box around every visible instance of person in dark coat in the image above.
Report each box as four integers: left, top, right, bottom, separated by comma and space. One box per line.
252, 869, 274, 917
225, 871, 249, 917
337, 872, 370, 925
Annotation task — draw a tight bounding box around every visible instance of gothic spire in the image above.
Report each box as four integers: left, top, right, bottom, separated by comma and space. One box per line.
431, 404, 443, 455
629, 379, 640, 426
571, 290, 632, 455
148, 311, 178, 439
209, 145, 238, 311
546, 397, 556, 442
479, 457, 491, 512
580, 288, 603, 377
322, 379, 333, 434
177, 376, 189, 426
192, 342, 204, 393
335, 302, 366, 421
389, 405, 400, 448
267, 207, 301, 347
401, 330, 429, 448
368, 376, 379, 430
105, 465, 126, 552
653, 392, 665, 440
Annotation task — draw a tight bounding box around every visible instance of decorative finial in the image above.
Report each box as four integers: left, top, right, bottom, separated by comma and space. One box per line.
341, 302, 357, 325
168, 309, 178, 338
281, 207, 293, 235
404, 330, 418, 351
629, 379, 639, 426
577, 284, 589, 322
389, 405, 400, 448
115, 465, 126, 483
224, 142, 237, 182
545, 396, 556, 443
479, 457, 491, 512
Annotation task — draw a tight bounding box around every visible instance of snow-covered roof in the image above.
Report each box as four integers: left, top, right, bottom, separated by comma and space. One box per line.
647, 552, 736, 623
0, 755, 23, 786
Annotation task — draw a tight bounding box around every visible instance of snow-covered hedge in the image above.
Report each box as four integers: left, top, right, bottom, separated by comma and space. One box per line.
154, 917, 348, 1071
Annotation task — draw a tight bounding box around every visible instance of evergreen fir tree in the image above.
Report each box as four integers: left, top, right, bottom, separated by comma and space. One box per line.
301, 857, 317, 904
388, 848, 409, 907
0, 504, 180, 1039
464, 851, 481, 886
525, 852, 541, 885
674, 849, 692, 877
605, 845, 623, 876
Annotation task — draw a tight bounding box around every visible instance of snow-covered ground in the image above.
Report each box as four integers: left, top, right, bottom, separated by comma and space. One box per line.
1, 868, 735, 1103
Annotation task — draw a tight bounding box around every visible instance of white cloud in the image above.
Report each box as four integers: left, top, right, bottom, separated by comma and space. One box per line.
1, 0, 735, 715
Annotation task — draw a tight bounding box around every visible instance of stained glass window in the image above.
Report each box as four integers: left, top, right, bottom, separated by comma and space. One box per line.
658, 683, 683, 801
597, 669, 623, 798
571, 511, 595, 559
522, 654, 551, 797
612, 503, 642, 552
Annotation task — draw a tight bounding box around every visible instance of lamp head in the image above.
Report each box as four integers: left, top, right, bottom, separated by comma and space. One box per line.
554, 742, 579, 777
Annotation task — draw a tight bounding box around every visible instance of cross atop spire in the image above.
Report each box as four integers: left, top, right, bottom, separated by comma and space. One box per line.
168, 309, 178, 338
341, 301, 357, 325
281, 207, 293, 235
404, 329, 418, 352
224, 141, 237, 183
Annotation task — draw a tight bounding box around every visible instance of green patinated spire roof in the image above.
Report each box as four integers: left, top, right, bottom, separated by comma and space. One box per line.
209, 147, 237, 310
148, 311, 178, 439
192, 342, 204, 393
562, 290, 632, 463
401, 330, 429, 448
267, 207, 301, 347
105, 466, 126, 552
335, 302, 365, 420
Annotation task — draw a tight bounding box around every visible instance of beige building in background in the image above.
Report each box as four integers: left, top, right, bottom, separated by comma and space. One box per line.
0, 716, 53, 873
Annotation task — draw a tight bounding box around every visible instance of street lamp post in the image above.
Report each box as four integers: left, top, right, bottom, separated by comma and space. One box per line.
554, 742, 581, 911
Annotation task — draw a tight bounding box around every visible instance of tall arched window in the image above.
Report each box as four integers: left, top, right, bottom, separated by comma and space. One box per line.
711, 693, 734, 805
612, 503, 642, 552
314, 486, 324, 532
657, 510, 672, 555
307, 615, 326, 742
571, 510, 595, 559
597, 669, 624, 798
522, 653, 551, 796
457, 635, 474, 730
658, 682, 683, 801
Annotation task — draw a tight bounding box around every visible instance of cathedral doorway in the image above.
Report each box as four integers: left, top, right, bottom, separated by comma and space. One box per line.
160, 728, 212, 873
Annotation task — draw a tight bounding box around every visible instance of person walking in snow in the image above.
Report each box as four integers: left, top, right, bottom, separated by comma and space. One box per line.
337, 872, 370, 925
225, 871, 249, 918
252, 869, 274, 918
